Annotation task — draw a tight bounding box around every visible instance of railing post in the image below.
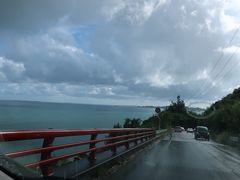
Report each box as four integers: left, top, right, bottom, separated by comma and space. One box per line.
125, 132, 129, 149
145, 131, 149, 141
40, 137, 55, 176
89, 134, 97, 164
109, 132, 117, 156
153, 130, 156, 138
134, 131, 138, 145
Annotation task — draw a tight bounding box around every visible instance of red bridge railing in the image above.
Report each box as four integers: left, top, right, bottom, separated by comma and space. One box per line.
0, 128, 155, 176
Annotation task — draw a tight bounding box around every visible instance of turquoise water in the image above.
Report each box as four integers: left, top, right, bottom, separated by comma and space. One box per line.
0, 100, 154, 130
0, 100, 154, 167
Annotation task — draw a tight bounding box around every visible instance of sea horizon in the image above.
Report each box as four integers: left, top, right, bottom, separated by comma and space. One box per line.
0, 99, 157, 108
0, 99, 155, 130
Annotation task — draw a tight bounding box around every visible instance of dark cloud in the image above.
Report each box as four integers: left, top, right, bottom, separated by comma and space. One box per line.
0, 0, 105, 33
0, 0, 240, 105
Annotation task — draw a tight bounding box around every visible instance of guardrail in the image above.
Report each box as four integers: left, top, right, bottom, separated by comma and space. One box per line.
0, 128, 155, 177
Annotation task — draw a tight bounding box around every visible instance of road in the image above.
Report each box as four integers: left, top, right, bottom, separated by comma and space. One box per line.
105, 132, 240, 180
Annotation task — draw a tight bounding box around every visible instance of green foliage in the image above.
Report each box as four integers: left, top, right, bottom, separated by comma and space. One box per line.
141, 115, 159, 128
114, 88, 240, 137
123, 118, 141, 128
216, 131, 230, 144
160, 96, 195, 129
202, 87, 240, 134
167, 95, 187, 114
113, 122, 122, 128
141, 96, 196, 129
113, 118, 142, 128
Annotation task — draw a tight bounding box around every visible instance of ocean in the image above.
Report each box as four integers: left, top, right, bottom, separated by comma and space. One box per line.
0, 100, 154, 130
0, 100, 154, 166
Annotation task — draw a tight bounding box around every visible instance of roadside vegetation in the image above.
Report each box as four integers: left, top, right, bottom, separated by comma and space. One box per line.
201, 87, 240, 145
115, 88, 240, 146
115, 96, 196, 129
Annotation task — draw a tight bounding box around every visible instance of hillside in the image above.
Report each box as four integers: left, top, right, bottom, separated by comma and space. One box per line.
203, 87, 240, 133
141, 96, 196, 129
142, 88, 240, 136
118, 89, 240, 146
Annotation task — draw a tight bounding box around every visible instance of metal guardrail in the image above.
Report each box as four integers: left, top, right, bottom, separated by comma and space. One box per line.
74, 129, 167, 179
0, 128, 155, 177
156, 129, 168, 135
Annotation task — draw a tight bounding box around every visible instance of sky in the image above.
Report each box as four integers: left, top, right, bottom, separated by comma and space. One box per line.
0, 0, 240, 106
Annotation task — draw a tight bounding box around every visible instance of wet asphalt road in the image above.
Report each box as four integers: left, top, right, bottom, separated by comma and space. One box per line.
105, 132, 240, 180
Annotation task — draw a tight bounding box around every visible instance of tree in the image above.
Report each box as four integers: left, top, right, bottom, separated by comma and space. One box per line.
167, 95, 186, 114
123, 118, 141, 128
113, 122, 122, 128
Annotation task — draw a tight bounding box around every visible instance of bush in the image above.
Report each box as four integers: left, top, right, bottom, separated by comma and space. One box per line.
216, 132, 230, 144
113, 123, 122, 128
123, 118, 141, 128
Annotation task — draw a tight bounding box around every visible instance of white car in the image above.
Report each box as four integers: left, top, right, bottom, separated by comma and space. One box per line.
187, 128, 194, 133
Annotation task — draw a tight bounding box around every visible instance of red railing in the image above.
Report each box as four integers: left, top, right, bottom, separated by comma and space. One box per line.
0, 128, 155, 176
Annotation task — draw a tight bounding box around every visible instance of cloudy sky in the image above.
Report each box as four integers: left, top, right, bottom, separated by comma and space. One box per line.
0, 0, 240, 106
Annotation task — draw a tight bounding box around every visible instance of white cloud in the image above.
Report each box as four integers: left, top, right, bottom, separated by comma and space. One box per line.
190, 10, 198, 16
12, 28, 116, 84
219, 0, 240, 32
220, 45, 240, 54
0, 0, 240, 105
196, 69, 210, 80
103, 0, 167, 25
205, 18, 214, 32
147, 73, 174, 88
180, 5, 187, 14
0, 57, 25, 81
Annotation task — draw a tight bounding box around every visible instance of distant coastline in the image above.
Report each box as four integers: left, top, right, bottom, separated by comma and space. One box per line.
0, 100, 205, 114
0, 99, 153, 108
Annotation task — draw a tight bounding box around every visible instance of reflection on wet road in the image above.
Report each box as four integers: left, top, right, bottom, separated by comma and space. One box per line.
105, 132, 240, 180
